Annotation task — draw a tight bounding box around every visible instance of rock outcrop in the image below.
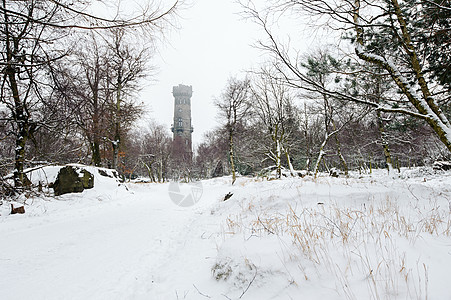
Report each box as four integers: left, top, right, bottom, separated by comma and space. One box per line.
53, 166, 94, 196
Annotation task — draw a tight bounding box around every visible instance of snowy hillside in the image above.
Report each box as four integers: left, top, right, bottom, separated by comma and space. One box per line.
1, 167, 450, 299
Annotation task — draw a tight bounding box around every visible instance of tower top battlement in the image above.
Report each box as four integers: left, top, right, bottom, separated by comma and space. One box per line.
173, 84, 193, 97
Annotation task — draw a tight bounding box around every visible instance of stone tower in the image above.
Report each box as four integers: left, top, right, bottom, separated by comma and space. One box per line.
171, 84, 193, 160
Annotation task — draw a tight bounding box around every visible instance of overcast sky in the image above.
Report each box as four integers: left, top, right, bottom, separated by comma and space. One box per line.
139, 0, 265, 147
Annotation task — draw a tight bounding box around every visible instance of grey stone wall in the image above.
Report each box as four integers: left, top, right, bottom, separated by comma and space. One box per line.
171, 84, 193, 159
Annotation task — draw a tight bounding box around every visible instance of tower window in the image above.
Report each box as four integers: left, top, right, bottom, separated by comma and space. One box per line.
178, 118, 182, 127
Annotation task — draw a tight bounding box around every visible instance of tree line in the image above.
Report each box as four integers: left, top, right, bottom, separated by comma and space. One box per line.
0, 0, 180, 192
1, 0, 450, 192
194, 0, 450, 181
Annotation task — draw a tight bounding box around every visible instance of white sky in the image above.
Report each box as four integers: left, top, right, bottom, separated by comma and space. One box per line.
138, 0, 331, 148
139, 0, 265, 147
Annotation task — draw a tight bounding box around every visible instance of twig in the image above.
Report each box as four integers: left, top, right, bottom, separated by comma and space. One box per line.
239, 266, 258, 299
258, 216, 275, 234
193, 284, 211, 298
406, 184, 421, 202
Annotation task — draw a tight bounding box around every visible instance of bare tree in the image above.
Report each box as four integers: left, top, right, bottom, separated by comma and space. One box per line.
215, 77, 251, 184
194, 129, 229, 179
103, 28, 150, 170
301, 50, 353, 176
249, 67, 297, 178
142, 122, 172, 182
358, 65, 395, 172
0, 0, 67, 187
69, 34, 110, 166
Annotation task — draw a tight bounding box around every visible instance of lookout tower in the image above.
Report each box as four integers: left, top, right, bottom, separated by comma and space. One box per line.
171, 84, 193, 160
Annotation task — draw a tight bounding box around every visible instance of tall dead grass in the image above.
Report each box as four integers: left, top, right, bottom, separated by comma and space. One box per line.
222, 194, 450, 299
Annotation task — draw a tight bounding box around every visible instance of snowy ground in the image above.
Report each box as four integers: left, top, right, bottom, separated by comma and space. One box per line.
1, 167, 450, 299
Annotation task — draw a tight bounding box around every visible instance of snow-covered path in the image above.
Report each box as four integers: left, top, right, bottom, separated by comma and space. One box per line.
0, 181, 229, 300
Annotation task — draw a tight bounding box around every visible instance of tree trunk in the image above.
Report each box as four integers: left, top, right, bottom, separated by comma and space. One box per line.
314, 133, 328, 178
332, 120, 348, 175
229, 129, 236, 185
8, 68, 28, 187
91, 90, 102, 167
112, 140, 119, 170
4, 11, 28, 188
376, 110, 393, 173
303, 104, 311, 172
373, 67, 393, 174
284, 147, 295, 176
275, 139, 282, 178
143, 161, 155, 182
91, 142, 101, 167
112, 76, 122, 170
158, 159, 163, 183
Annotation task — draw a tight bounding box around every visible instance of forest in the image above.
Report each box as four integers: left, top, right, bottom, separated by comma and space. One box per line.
1, 0, 450, 191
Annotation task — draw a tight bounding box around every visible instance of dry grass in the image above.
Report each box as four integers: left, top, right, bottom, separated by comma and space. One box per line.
220, 192, 450, 299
